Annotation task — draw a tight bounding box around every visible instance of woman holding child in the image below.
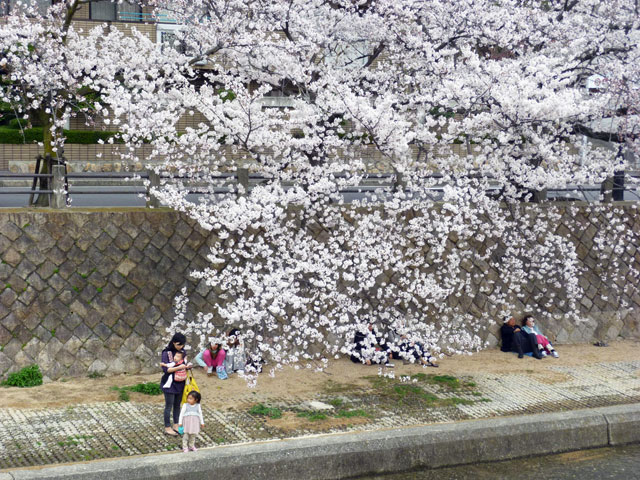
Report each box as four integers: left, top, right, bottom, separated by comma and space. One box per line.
160, 332, 191, 436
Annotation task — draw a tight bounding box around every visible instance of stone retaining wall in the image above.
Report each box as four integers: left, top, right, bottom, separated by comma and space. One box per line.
0, 206, 639, 381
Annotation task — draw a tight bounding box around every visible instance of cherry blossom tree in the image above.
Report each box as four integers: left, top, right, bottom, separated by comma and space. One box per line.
136, 0, 639, 379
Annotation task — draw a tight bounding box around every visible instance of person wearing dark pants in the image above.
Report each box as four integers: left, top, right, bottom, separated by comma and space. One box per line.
500, 316, 541, 359
161, 332, 189, 436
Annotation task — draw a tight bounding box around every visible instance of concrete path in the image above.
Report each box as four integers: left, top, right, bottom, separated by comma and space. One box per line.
1, 359, 640, 475
1, 404, 640, 480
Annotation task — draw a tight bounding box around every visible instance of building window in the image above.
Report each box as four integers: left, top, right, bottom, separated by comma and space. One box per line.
90, 1, 142, 22
3, 0, 51, 15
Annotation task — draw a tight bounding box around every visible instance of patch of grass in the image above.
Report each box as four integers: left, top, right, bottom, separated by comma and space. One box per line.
118, 390, 130, 402
296, 411, 328, 421
127, 297, 135, 303
80, 273, 89, 279
327, 398, 344, 408
4, 283, 11, 290
22, 222, 30, 228
464, 381, 477, 388
365, 375, 479, 408
111, 445, 120, 450
87, 371, 104, 379
471, 391, 482, 397
431, 375, 460, 390
50, 329, 56, 337
248, 403, 282, 419
478, 398, 492, 403
1, 365, 43, 387
53, 268, 59, 274
97, 287, 103, 293
213, 437, 226, 444
72, 286, 80, 292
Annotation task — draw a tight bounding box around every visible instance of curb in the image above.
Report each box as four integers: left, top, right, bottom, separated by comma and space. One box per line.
2, 403, 640, 480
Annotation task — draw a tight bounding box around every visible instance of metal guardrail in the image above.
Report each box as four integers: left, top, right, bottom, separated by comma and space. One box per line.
0, 168, 638, 207
116, 12, 177, 24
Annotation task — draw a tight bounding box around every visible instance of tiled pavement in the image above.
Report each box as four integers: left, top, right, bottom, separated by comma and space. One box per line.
1, 360, 640, 470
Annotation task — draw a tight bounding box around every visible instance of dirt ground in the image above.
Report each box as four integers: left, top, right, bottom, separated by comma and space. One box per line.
3, 340, 639, 409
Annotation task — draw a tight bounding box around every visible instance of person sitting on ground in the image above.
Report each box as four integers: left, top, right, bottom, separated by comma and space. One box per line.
194, 341, 227, 377
388, 322, 439, 367
350, 323, 394, 366
522, 315, 559, 358
223, 328, 247, 375
500, 315, 541, 359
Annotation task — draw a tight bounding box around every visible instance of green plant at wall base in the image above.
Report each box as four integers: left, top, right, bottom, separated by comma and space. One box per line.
1, 365, 43, 387
87, 371, 104, 379
127, 298, 134, 303
53, 268, 59, 274
118, 390, 130, 402
4, 283, 10, 290
97, 287, 103, 293
72, 286, 79, 292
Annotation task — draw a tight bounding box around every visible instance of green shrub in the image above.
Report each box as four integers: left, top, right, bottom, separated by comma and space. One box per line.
126, 382, 162, 396
0, 126, 122, 144
1, 365, 43, 387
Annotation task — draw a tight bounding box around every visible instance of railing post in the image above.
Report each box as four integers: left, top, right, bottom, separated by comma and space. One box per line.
601, 176, 613, 203
51, 165, 66, 209
237, 167, 249, 196
146, 170, 160, 208
393, 171, 406, 193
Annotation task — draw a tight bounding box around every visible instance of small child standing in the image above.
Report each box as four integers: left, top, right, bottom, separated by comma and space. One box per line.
178, 391, 204, 452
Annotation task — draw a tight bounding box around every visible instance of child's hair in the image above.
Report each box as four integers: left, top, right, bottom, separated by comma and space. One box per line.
188, 391, 201, 403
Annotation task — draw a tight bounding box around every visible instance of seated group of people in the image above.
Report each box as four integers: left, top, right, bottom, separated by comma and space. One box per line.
161, 328, 249, 381
195, 328, 249, 379
349, 323, 439, 368
501, 315, 559, 359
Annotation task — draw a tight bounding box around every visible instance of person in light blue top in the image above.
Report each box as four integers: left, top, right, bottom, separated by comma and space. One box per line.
522, 315, 559, 358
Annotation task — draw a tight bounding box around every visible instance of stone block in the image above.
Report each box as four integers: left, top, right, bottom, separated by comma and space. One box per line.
75, 235, 93, 252
127, 246, 144, 263
57, 234, 75, 253
74, 323, 92, 341
133, 232, 151, 250
94, 232, 112, 251
114, 232, 133, 250
103, 223, 120, 239
0, 325, 11, 346
2, 248, 21, 267
94, 322, 112, 341
117, 258, 137, 277
1, 221, 22, 241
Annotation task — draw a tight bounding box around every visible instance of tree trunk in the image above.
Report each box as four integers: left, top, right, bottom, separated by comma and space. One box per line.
32, 110, 58, 206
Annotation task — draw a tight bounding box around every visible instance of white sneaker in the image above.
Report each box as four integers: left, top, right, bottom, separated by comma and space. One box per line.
551, 351, 559, 358
386, 363, 395, 368
540, 351, 548, 357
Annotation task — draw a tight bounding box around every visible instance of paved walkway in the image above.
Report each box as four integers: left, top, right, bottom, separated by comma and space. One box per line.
1, 359, 640, 470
